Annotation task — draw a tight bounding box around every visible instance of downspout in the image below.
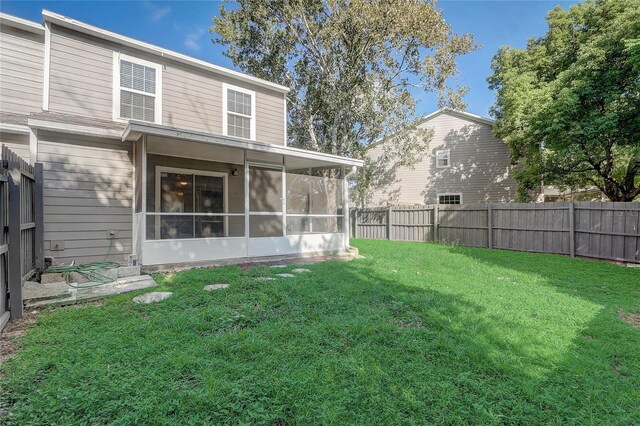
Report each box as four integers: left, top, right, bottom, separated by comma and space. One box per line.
342, 165, 357, 252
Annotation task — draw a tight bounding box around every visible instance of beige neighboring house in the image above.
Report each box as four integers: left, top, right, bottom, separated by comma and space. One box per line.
540, 186, 605, 202
365, 109, 516, 206
0, 11, 361, 267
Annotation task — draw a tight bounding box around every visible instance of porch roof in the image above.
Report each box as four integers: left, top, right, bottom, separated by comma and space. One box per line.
123, 121, 364, 169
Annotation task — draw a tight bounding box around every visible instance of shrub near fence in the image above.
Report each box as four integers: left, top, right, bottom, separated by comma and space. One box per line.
351, 202, 640, 263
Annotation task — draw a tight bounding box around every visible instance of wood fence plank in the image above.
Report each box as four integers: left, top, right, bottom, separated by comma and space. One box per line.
7, 160, 22, 319
356, 201, 639, 263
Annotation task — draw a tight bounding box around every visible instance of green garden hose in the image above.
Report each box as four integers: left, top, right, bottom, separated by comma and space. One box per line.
46, 238, 121, 288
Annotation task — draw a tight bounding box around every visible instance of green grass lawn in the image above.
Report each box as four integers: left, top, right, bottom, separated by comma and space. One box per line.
1, 240, 639, 425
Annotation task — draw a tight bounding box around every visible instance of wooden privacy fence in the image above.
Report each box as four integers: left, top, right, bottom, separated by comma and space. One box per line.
351, 202, 640, 263
1, 145, 44, 327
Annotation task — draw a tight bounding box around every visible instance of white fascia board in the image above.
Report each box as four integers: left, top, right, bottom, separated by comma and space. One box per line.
367, 108, 496, 151
0, 123, 31, 134
28, 119, 122, 139
423, 108, 495, 126
0, 13, 45, 34
123, 121, 364, 168
42, 9, 290, 94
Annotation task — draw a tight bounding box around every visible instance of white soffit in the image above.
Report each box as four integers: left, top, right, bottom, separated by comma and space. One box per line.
124, 121, 364, 168
0, 13, 45, 34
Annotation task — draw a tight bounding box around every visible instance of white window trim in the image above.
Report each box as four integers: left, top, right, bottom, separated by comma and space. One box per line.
113, 52, 163, 124
436, 149, 451, 168
437, 193, 463, 204
222, 83, 256, 141
153, 166, 229, 239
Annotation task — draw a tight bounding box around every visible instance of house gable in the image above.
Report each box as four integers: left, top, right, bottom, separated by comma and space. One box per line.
366, 109, 515, 206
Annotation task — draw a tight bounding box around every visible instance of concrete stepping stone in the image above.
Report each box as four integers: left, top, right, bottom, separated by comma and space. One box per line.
269, 265, 287, 268
204, 284, 229, 291
292, 268, 311, 273
255, 277, 275, 281
276, 273, 295, 278
132, 292, 173, 304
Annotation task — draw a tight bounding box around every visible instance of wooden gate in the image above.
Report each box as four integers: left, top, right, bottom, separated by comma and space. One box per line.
1, 145, 44, 328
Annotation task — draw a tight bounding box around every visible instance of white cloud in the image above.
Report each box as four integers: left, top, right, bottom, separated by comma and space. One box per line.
144, 2, 171, 22
184, 28, 206, 52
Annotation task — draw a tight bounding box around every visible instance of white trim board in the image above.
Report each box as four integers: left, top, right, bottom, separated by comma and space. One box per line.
42, 9, 290, 94
421, 108, 495, 126
0, 13, 45, 34
367, 108, 495, 151
0, 123, 30, 135
27, 119, 122, 139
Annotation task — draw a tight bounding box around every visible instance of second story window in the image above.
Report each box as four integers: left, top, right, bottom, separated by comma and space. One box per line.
113, 53, 162, 124
223, 83, 255, 140
436, 149, 450, 168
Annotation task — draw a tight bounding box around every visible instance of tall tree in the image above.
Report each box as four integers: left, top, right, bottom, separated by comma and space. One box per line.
212, 0, 475, 170
489, 0, 640, 202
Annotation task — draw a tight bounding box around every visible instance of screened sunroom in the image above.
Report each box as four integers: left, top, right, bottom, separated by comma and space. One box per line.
125, 121, 362, 266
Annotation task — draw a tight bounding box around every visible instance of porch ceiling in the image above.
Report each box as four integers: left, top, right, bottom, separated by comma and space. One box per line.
123, 121, 363, 169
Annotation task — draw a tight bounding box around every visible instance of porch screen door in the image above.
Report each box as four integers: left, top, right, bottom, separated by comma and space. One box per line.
248, 164, 285, 238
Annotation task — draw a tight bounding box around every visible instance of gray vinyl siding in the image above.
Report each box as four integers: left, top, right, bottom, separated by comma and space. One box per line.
367, 112, 516, 206
0, 26, 44, 116
49, 24, 286, 145
37, 131, 133, 264
0, 132, 30, 162
48, 25, 113, 119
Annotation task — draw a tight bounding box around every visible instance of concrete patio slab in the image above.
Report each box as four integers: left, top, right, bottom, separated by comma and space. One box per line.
22, 281, 70, 301
25, 275, 158, 308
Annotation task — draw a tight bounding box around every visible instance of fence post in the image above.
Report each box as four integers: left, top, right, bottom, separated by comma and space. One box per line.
434, 204, 439, 242
34, 163, 44, 270
487, 203, 493, 248
388, 206, 392, 240
353, 208, 358, 238
569, 201, 575, 257
7, 160, 23, 319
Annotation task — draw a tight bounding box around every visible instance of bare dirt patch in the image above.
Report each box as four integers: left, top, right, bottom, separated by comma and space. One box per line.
619, 309, 640, 328
611, 358, 627, 377
0, 310, 38, 369
396, 318, 424, 328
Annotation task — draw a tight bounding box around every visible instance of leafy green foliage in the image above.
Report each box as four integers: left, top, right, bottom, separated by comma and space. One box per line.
489, 0, 640, 201
2, 241, 639, 424
212, 1, 475, 171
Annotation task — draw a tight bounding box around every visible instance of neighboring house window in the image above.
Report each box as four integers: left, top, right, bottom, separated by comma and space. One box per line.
438, 193, 462, 204
154, 167, 228, 239
113, 53, 162, 124
436, 149, 450, 168
223, 83, 256, 140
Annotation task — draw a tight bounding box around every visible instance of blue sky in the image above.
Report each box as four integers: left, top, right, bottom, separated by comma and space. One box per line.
1, 0, 581, 117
